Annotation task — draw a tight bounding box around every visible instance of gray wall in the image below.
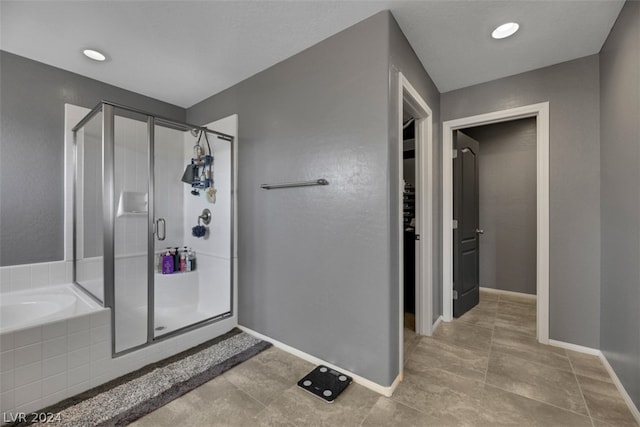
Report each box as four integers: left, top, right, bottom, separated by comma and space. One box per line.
600, 0, 640, 409
188, 11, 440, 387
388, 13, 442, 325
0, 51, 185, 266
463, 119, 537, 295
189, 12, 395, 386
441, 55, 601, 348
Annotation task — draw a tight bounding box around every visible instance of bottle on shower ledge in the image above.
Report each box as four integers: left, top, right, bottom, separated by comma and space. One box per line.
162, 251, 174, 274
173, 247, 180, 272
180, 251, 187, 272
188, 249, 196, 271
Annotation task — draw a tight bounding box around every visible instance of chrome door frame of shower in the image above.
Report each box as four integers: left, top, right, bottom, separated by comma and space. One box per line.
72, 100, 235, 358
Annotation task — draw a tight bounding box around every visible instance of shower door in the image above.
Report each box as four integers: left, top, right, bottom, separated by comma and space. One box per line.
112, 106, 151, 353
152, 124, 233, 338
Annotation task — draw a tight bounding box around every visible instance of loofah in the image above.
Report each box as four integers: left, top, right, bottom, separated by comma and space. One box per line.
192, 225, 207, 238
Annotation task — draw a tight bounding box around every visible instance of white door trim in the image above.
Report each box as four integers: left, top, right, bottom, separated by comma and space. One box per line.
442, 102, 550, 344
397, 72, 434, 374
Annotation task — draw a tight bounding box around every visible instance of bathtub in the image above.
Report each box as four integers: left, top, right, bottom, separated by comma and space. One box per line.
1, 283, 111, 416
0, 284, 102, 334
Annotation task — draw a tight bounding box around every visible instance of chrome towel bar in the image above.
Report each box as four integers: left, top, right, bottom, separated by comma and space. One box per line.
260, 179, 329, 190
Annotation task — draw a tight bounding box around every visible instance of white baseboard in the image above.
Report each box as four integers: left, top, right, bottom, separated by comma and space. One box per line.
238, 325, 400, 397
548, 339, 640, 424
548, 339, 601, 356
480, 287, 537, 300
432, 316, 443, 333
598, 352, 640, 425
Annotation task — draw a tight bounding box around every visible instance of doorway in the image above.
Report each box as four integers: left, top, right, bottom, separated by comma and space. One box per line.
397, 73, 433, 376
403, 116, 417, 331
442, 102, 550, 344
452, 118, 538, 327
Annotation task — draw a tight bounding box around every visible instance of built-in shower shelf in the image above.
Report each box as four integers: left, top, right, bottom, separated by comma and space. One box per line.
156, 270, 197, 276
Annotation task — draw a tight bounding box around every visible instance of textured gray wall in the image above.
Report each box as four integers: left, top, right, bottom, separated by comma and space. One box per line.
599, 0, 640, 409
188, 12, 398, 386
387, 14, 442, 325
0, 51, 185, 266
463, 119, 537, 295
442, 55, 601, 348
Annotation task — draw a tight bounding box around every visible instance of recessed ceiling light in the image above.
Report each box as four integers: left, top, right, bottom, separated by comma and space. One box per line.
492, 22, 520, 39
83, 49, 106, 61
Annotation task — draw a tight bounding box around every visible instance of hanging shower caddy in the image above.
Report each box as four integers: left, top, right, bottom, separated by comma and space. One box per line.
189, 155, 213, 189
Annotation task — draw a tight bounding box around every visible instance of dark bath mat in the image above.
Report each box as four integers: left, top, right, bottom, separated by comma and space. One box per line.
7, 328, 271, 427
297, 365, 352, 403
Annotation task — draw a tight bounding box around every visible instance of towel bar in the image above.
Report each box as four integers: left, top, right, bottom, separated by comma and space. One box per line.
260, 179, 329, 190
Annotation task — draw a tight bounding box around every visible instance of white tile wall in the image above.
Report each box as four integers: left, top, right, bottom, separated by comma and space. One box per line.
10, 266, 31, 292
0, 269, 10, 294
0, 260, 73, 294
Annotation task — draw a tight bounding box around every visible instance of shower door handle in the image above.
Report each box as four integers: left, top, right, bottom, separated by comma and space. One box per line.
155, 218, 166, 241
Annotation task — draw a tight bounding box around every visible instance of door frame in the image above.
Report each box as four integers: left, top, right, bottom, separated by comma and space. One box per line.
397, 72, 434, 366
442, 102, 550, 344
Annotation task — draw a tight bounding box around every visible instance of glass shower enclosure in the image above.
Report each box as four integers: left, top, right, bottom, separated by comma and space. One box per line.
73, 101, 234, 355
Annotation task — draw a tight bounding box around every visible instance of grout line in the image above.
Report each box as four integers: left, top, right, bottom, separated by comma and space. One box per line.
486, 382, 594, 420
484, 322, 495, 385
566, 356, 595, 427
357, 395, 382, 427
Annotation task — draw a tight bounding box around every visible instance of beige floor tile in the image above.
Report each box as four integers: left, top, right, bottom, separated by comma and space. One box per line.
361, 396, 439, 426
477, 297, 500, 310
263, 382, 379, 426
592, 416, 640, 427
491, 342, 572, 373
403, 327, 421, 361
457, 303, 498, 329
479, 384, 592, 426
492, 326, 564, 355
221, 347, 314, 405
491, 327, 571, 372
253, 406, 298, 427
432, 320, 493, 354
495, 302, 537, 337
486, 351, 588, 415
498, 293, 537, 306
577, 375, 638, 426
408, 337, 489, 382
130, 376, 265, 427
567, 350, 613, 383
392, 361, 488, 425
480, 288, 500, 302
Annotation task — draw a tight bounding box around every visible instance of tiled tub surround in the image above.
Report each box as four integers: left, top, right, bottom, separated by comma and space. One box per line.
0, 260, 74, 294
0, 305, 110, 417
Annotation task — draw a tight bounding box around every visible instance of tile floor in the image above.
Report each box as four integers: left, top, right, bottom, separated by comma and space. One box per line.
131, 290, 638, 426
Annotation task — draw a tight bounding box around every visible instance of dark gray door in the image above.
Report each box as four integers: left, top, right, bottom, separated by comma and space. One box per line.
453, 131, 481, 317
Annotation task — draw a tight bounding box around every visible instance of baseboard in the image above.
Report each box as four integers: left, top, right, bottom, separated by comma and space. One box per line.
479, 287, 537, 300
432, 316, 443, 333
238, 325, 400, 397
548, 339, 601, 356
598, 352, 640, 425
548, 339, 640, 424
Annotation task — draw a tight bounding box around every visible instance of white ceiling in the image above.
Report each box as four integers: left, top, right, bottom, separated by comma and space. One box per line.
0, 0, 624, 108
